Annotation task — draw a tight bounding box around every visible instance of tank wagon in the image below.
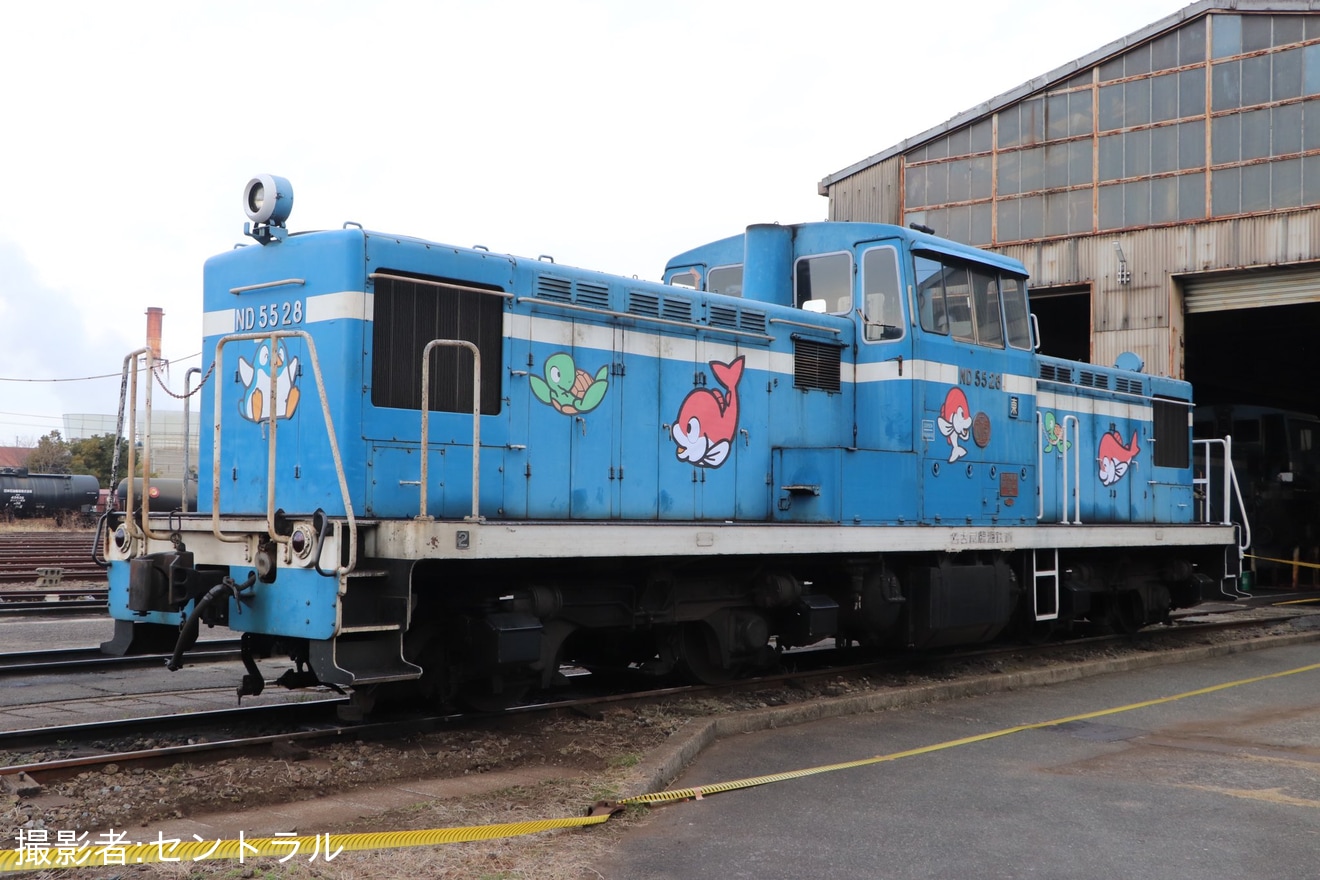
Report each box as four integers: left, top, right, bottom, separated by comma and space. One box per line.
0, 468, 100, 521
114, 478, 199, 515
102, 175, 1243, 713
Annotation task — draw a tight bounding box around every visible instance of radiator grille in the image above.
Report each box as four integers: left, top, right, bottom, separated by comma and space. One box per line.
794, 339, 842, 392
371, 271, 504, 415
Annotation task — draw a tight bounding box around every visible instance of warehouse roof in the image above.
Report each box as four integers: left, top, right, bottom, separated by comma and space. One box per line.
817, 0, 1311, 194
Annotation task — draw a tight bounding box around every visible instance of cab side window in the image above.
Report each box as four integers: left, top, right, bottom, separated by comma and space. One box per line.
861, 247, 903, 341
795, 252, 852, 314
915, 252, 1014, 349
970, 265, 1004, 348
1001, 276, 1032, 349
915, 254, 950, 335
707, 264, 744, 297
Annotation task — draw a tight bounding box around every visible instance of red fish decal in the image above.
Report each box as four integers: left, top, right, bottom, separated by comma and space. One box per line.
937, 387, 973, 463
1097, 428, 1140, 486
672, 356, 745, 468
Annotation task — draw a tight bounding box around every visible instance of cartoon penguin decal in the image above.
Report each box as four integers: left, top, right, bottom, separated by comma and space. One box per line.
937, 387, 974, 463
236, 342, 301, 423
672, 356, 745, 468
1097, 428, 1140, 486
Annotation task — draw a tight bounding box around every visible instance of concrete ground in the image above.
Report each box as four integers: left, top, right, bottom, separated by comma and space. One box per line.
597, 632, 1320, 880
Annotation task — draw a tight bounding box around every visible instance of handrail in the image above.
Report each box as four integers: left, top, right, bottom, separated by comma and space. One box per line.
1036, 411, 1080, 524
1036, 411, 1044, 521
211, 330, 358, 576
1059, 415, 1081, 524
116, 348, 173, 545
1193, 436, 1251, 553
417, 339, 483, 522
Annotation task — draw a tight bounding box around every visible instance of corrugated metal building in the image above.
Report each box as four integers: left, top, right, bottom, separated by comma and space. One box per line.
819, 0, 1319, 412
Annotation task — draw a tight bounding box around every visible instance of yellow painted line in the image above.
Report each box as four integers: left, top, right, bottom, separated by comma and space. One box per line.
1273, 597, 1320, 605
4, 660, 1318, 870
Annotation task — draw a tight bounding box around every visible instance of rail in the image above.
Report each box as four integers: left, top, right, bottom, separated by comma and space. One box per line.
416, 338, 483, 522
211, 330, 358, 576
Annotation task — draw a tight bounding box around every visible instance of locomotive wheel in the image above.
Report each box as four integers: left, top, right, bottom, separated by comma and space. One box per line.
678, 622, 733, 685
1107, 592, 1144, 635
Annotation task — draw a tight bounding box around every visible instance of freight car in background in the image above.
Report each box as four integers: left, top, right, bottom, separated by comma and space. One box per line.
114, 478, 198, 515
0, 468, 101, 523
1193, 405, 1320, 588
102, 175, 1245, 717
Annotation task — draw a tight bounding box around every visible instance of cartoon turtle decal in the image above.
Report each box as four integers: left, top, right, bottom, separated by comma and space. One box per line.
529, 352, 610, 415
1042, 411, 1071, 454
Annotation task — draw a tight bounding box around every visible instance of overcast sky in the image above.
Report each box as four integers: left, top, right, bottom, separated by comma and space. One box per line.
0, 0, 1192, 445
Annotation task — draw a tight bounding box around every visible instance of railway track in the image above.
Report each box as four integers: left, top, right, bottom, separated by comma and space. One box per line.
0, 640, 240, 675
2, 610, 1313, 782
0, 530, 106, 585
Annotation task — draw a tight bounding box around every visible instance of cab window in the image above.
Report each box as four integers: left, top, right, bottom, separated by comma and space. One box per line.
1001, 276, 1032, 349
795, 252, 852, 314
861, 246, 903, 341
708, 264, 744, 297
915, 252, 1011, 349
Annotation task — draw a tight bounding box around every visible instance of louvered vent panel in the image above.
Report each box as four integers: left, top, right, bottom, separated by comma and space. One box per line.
709, 305, 739, 329
575, 282, 609, 309
628, 291, 660, 317
536, 276, 572, 302
794, 339, 841, 392
1040, 363, 1074, 383
740, 310, 767, 333
370, 272, 504, 415
1079, 371, 1109, 389
1115, 377, 1143, 395
662, 297, 693, 322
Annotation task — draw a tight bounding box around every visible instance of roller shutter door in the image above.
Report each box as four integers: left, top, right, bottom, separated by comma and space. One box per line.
1184, 268, 1320, 314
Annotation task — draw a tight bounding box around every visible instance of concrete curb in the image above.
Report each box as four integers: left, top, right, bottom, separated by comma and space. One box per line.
626, 628, 1320, 798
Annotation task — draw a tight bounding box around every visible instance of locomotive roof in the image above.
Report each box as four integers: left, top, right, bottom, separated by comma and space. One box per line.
663, 220, 1029, 277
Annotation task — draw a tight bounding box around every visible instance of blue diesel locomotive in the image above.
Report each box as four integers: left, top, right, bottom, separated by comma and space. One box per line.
102, 175, 1243, 712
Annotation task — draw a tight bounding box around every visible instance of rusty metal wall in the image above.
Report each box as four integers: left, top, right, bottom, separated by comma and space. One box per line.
996, 213, 1320, 377
824, 169, 1320, 379
825, 158, 902, 223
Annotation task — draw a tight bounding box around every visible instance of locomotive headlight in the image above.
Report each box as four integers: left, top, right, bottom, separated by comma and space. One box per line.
243, 174, 294, 226
290, 526, 312, 560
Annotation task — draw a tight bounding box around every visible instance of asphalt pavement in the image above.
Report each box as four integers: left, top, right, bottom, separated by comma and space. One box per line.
598, 635, 1320, 880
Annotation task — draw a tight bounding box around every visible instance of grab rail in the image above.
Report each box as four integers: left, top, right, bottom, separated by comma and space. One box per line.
1193, 436, 1251, 553
211, 330, 358, 576
1036, 411, 1080, 524
417, 338, 483, 523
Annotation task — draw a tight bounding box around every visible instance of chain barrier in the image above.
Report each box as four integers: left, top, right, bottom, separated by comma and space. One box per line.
153, 360, 217, 400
